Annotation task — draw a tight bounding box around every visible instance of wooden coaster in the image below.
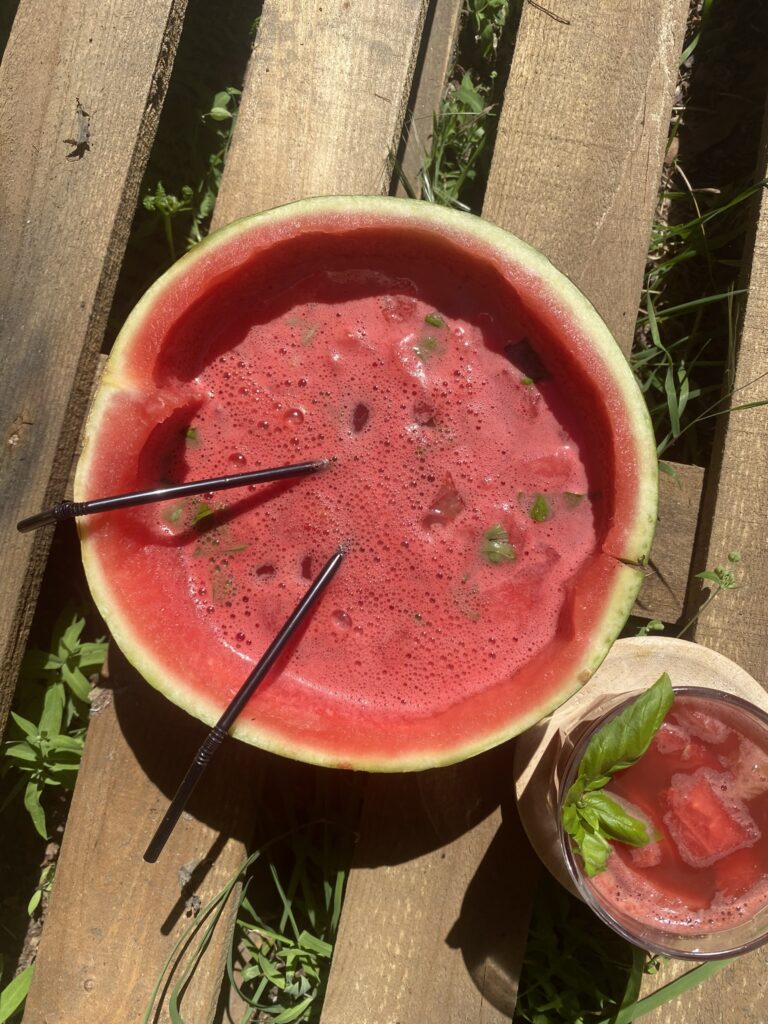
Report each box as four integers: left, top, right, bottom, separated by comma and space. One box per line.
512, 636, 768, 893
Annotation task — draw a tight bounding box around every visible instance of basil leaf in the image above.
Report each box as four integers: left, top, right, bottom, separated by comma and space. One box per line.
562, 673, 674, 876
581, 791, 650, 847
578, 673, 674, 782
580, 829, 612, 877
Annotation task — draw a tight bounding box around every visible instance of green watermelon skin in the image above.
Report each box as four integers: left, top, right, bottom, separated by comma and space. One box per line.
76, 197, 657, 771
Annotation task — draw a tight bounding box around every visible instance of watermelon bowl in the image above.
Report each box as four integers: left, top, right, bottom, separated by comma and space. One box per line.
75, 196, 657, 772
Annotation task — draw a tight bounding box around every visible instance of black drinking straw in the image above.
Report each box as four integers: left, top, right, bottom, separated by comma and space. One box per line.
16, 459, 333, 533
16, 458, 331, 532
143, 543, 347, 863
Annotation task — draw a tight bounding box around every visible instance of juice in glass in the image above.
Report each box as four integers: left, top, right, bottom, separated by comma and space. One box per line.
559, 687, 768, 958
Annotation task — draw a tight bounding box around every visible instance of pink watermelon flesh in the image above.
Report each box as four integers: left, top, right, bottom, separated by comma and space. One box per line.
77, 200, 655, 769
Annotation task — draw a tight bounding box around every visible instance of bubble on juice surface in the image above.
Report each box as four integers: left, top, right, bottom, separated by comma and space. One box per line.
663, 767, 761, 868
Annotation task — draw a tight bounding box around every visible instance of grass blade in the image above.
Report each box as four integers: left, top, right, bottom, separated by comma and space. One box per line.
596, 958, 736, 1024
0, 965, 34, 1024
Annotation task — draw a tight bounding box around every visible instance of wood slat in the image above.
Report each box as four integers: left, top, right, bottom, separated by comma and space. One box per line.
412, 1, 690, 1014
322, 4, 691, 1023
483, 0, 689, 355
0, 3, 252, 1021
211, 0, 429, 224
482, 0, 695, 624
320, 750, 538, 1024
394, 0, 463, 197
638, 100, 768, 1024
635, 462, 704, 623
22, 653, 258, 1024
0, 0, 186, 737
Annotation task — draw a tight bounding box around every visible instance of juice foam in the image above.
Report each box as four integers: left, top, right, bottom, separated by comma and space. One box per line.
128, 257, 604, 714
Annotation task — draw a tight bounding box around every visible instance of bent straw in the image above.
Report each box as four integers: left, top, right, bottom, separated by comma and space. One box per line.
16, 458, 333, 533
143, 543, 347, 863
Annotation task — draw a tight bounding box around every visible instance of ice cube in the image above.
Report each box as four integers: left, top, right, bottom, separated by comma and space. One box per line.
723, 737, 768, 800
663, 768, 761, 868
713, 846, 763, 899
381, 294, 418, 323
423, 474, 465, 529
672, 705, 731, 744
654, 721, 689, 755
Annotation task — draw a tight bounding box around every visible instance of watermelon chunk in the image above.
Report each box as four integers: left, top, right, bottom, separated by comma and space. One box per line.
663, 768, 761, 868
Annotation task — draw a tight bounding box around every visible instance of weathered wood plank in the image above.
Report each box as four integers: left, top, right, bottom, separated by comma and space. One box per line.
22, 653, 258, 1024
215, 4, 444, 1021
0, 3, 253, 1021
394, 0, 463, 198
638, 101, 768, 1024
211, 0, 429, 225
320, 748, 538, 1024
322, 5, 692, 1024
424, 2, 693, 1015
483, 0, 689, 355
0, 0, 186, 738
482, 0, 696, 624
635, 462, 704, 623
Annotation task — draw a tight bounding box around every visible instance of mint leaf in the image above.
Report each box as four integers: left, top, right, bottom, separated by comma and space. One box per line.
424, 312, 445, 328
481, 524, 516, 565
530, 494, 551, 522
562, 673, 674, 876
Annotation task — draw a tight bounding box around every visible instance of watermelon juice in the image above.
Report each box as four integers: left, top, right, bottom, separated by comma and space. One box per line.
77, 199, 657, 768
561, 688, 768, 957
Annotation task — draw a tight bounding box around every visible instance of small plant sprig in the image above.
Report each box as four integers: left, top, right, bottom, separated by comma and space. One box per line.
561, 673, 674, 877
143, 822, 349, 1024
1, 611, 107, 838
141, 87, 242, 261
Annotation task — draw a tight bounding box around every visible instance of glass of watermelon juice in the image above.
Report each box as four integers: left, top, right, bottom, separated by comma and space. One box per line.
558, 687, 768, 958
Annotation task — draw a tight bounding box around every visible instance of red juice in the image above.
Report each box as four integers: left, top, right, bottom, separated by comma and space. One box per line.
85, 242, 611, 742
588, 692, 768, 936
78, 204, 656, 767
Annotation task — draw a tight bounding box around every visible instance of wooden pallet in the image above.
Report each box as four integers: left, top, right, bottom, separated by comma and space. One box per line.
0, 0, 765, 1021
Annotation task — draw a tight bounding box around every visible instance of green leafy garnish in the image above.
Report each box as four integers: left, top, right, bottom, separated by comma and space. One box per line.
530, 494, 551, 522
185, 426, 200, 444
563, 491, 585, 508
424, 312, 445, 328
521, 375, 534, 386
481, 524, 516, 564
562, 673, 674, 877
163, 505, 183, 524
413, 336, 440, 361
191, 501, 215, 528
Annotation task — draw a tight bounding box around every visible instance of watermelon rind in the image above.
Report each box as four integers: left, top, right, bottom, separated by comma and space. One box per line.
76, 195, 658, 771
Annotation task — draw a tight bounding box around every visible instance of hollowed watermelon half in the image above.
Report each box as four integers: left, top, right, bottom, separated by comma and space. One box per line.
76, 196, 657, 771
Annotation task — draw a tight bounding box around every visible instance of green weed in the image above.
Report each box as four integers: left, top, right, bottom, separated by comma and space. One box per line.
0, 963, 33, 1024
1, 611, 107, 838
632, 170, 768, 461
143, 821, 350, 1024
141, 87, 241, 262
398, 0, 519, 212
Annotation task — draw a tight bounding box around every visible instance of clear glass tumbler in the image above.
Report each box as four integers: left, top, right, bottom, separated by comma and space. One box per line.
557, 686, 768, 959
